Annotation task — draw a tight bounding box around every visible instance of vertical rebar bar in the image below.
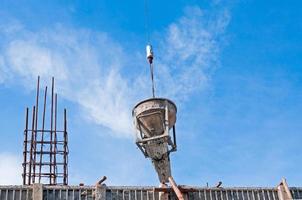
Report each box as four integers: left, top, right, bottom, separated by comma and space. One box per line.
32, 76, 40, 183
22, 107, 29, 185
63, 108, 68, 185
50, 77, 54, 184
54, 93, 58, 184
29, 106, 35, 185
35, 77, 40, 130
38, 86, 47, 183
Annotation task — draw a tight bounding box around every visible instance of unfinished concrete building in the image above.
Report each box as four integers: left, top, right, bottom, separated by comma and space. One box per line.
0, 31, 301, 200
0, 179, 301, 200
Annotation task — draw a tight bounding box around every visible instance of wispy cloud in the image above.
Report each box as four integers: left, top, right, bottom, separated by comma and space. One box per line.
0, 6, 229, 137
0, 24, 135, 137
156, 6, 230, 100
0, 153, 22, 184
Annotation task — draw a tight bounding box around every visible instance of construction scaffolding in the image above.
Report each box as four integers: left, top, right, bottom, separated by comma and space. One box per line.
22, 76, 68, 185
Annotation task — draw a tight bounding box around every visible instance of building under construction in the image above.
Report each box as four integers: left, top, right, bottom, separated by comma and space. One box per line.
0, 7, 301, 199
0, 60, 301, 200
0, 179, 301, 200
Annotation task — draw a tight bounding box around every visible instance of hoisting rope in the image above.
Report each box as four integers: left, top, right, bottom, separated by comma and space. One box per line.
144, 0, 155, 98
144, 0, 150, 44
150, 63, 155, 98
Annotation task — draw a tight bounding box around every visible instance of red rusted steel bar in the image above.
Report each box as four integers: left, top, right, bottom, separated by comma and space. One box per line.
25, 150, 66, 154
24, 130, 65, 133
63, 108, 68, 185
22, 107, 29, 185
29, 106, 35, 185
96, 176, 107, 185
23, 162, 66, 165
38, 86, 47, 183
32, 76, 40, 183
53, 93, 58, 184
35, 77, 40, 131
50, 77, 54, 184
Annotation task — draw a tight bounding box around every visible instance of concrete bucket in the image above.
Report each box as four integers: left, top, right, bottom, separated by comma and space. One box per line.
132, 98, 177, 183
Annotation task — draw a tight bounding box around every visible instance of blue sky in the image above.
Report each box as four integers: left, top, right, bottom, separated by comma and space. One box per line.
0, 0, 302, 187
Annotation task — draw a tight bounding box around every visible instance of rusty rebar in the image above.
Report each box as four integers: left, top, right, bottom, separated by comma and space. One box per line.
96, 176, 107, 185
23, 77, 68, 185
29, 106, 35, 185
32, 76, 40, 183
22, 107, 29, 185
38, 86, 47, 183
50, 77, 54, 184
53, 93, 58, 184
63, 108, 68, 185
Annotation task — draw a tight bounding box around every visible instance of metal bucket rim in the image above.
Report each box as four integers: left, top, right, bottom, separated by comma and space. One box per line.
132, 97, 177, 116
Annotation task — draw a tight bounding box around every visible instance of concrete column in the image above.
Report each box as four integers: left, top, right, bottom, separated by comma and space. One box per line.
32, 184, 43, 200
95, 184, 106, 200
159, 183, 169, 200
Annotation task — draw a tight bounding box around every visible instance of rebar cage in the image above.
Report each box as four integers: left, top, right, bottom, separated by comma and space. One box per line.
22, 77, 68, 185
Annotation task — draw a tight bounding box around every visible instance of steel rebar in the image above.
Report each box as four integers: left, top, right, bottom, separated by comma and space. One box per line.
29, 106, 35, 185
53, 93, 58, 184
38, 86, 47, 183
63, 108, 68, 185
50, 77, 54, 184
22, 76, 68, 185
32, 76, 40, 183
22, 107, 29, 185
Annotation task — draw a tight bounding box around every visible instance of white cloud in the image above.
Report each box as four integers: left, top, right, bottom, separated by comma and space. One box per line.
1, 25, 136, 137
0, 6, 229, 137
156, 7, 230, 100
0, 153, 22, 185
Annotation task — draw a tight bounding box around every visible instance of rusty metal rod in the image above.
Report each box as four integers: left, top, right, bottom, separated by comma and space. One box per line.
25, 151, 66, 154
96, 176, 107, 185
32, 76, 40, 183
24, 130, 65, 133
50, 77, 54, 184
22, 107, 29, 185
53, 93, 58, 184
35, 76, 40, 131
63, 108, 68, 185
29, 106, 35, 185
23, 162, 66, 165
38, 86, 47, 183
